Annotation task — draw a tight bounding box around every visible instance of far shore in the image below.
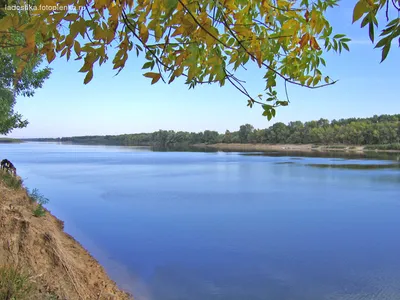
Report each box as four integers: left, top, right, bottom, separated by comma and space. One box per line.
0, 138, 22, 143
192, 143, 400, 153
11, 140, 400, 154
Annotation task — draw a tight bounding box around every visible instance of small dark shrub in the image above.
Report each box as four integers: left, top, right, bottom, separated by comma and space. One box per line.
27, 188, 49, 217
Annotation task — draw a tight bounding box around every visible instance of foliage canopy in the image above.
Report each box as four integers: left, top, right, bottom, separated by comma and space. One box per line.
0, 0, 398, 118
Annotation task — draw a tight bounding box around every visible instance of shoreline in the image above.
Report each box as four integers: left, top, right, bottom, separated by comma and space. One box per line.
15, 140, 400, 154
192, 143, 400, 153
0, 171, 133, 300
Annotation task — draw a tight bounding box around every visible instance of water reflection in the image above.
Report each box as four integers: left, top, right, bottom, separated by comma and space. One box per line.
242, 150, 400, 161
305, 163, 400, 170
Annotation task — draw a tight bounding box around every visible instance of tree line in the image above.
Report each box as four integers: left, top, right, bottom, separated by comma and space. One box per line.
27, 114, 400, 148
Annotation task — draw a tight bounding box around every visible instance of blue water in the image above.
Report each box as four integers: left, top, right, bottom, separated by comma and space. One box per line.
1, 142, 400, 300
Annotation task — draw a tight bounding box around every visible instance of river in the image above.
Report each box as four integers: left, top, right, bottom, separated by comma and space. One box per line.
1, 142, 400, 300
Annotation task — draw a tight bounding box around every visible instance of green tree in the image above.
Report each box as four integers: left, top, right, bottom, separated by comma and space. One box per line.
28, 113, 400, 147
222, 130, 232, 143
203, 130, 219, 144
0, 53, 50, 135
239, 124, 254, 143
0, 86, 27, 135
287, 121, 304, 144
0, 9, 51, 135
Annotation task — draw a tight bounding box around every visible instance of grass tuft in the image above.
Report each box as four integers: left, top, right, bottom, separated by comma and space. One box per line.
0, 170, 22, 189
27, 188, 50, 217
0, 265, 34, 300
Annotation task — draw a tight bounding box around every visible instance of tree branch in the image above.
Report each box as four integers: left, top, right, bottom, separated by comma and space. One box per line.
219, 12, 337, 90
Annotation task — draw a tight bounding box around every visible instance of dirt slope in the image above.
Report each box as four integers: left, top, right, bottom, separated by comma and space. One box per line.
0, 172, 132, 300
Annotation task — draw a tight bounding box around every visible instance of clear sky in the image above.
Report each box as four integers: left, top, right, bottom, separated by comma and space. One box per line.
7, 1, 400, 138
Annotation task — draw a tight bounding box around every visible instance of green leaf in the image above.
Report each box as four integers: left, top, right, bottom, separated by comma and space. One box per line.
369, 22, 375, 42
380, 25, 396, 36
166, 0, 178, 11
387, 18, 400, 27
142, 62, 153, 69
375, 37, 388, 48
381, 44, 391, 63
360, 15, 369, 28
278, 101, 288, 106
333, 34, 345, 39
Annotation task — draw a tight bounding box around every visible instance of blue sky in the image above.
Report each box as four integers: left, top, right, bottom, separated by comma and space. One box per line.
8, 1, 400, 138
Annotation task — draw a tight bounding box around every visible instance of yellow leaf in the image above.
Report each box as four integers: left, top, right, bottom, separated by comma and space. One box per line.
299, 33, 309, 48
24, 29, 36, 50
94, 0, 108, 9
60, 47, 68, 57
64, 13, 79, 21
75, 18, 87, 38
109, 5, 120, 22
79, 62, 92, 72
176, 54, 185, 65
65, 35, 74, 47
74, 41, 81, 56
53, 12, 67, 24
39, 0, 58, 7
84, 69, 93, 84
0, 16, 13, 29
155, 25, 163, 41
172, 26, 184, 37
59, 0, 77, 5
353, 0, 368, 23
139, 24, 149, 43
143, 72, 162, 84
173, 67, 183, 77
310, 37, 321, 50
46, 49, 56, 63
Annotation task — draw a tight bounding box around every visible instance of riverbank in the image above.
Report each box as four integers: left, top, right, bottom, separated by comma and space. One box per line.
0, 170, 132, 300
0, 138, 22, 143
192, 143, 400, 153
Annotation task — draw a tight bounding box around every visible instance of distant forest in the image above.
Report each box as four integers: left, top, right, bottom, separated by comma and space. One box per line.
28, 114, 400, 148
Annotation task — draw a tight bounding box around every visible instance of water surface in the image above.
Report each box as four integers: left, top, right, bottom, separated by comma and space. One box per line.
1, 142, 400, 300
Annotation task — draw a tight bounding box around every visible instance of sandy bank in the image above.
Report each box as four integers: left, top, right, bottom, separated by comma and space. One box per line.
0, 171, 132, 300
192, 143, 398, 153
